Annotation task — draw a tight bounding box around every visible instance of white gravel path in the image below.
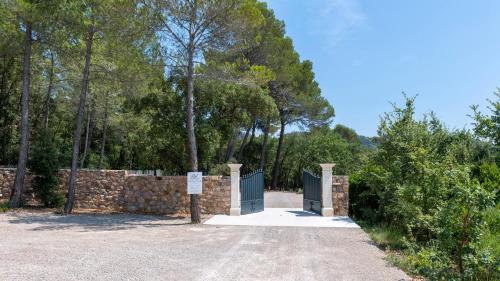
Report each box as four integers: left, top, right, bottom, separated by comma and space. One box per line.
264, 191, 303, 208
0, 211, 409, 281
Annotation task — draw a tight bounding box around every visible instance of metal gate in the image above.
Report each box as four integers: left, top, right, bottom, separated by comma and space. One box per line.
240, 169, 264, 215
303, 170, 321, 214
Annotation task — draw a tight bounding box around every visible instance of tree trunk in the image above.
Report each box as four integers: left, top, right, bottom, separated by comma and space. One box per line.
271, 116, 286, 190
186, 40, 200, 223
258, 119, 270, 171
236, 125, 252, 162
80, 97, 95, 168
247, 121, 257, 146
98, 93, 109, 170
42, 52, 54, 129
64, 27, 94, 214
225, 128, 239, 162
10, 22, 32, 208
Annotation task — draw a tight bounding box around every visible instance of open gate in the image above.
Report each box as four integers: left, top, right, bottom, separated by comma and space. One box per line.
240, 169, 264, 215
303, 170, 321, 214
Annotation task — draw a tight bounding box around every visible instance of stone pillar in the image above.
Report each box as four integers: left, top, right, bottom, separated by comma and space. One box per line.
320, 163, 335, 217
228, 164, 242, 216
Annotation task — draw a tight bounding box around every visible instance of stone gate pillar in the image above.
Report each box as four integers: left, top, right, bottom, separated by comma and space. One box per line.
228, 164, 242, 216
320, 163, 335, 217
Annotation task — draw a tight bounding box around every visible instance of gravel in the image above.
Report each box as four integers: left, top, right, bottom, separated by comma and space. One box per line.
0, 211, 409, 281
264, 191, 303, 208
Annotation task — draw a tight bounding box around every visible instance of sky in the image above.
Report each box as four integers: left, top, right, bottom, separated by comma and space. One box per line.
265, 0, 500, 136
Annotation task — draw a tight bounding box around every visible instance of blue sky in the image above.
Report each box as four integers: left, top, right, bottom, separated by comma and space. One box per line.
265, 0, 500, 136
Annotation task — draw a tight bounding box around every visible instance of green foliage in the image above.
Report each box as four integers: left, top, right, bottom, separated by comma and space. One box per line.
333, 124, 360, 144
408, 246, 454, 280
0, 202, 9, 212
471, 89, 500, 147
29, 129, 64, 208
349, 165, 386, 223
273, 127, 362, 190
352, 94, 499, 280
477, 163, 500, 201
208, 164, 230, 176
363, 224, 407, 250
435, 179, 495, 279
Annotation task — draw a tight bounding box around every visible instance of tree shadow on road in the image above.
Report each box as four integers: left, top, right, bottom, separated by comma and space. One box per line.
7, 212, 192, 232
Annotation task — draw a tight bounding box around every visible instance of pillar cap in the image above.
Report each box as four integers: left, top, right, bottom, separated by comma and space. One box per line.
227, 164, 242, 171
319, 163, 336, 170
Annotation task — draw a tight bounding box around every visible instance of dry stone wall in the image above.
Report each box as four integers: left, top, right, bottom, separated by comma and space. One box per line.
124, 175, 230, 215
0, 168, 34, 202
332, 175, 349, 216
0, 168, 230, 215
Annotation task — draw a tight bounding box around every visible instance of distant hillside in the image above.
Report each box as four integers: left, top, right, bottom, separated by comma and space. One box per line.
359, 135, 377, 149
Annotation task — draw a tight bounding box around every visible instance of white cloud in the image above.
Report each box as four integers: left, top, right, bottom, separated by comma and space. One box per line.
309, 0, 366, 47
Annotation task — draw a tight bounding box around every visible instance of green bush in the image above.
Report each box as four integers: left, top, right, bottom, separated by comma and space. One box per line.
349, 166, 385, 223
478, 163, 500, 202
434, 180, 496, 280
476, 204, 500, 281
352, 96, 500, 280
408, 247, 454, 280
207, 164, 230, 176
0, 202, 9, 212
29, 129, 65, 208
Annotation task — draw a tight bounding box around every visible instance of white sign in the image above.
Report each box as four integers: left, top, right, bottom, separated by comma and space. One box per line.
187, 172, 203, 194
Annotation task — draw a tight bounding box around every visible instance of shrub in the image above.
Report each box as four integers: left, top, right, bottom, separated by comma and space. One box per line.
435, 180, 496, 280
29, 129, 65, 208
408, 247, 454, 280
0, 202, 9, 212
208, 164, 230, 176
478, 163, 500, 202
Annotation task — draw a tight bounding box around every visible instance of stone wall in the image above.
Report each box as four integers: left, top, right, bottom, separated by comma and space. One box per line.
332, 175, 349, 216
62, 170, 127, 211
0, 168, 34, 202
0, 168, 230, 215
124, 175, 230, 215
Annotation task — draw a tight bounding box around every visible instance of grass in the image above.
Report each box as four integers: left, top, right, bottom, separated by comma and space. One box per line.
361, 223, 407, 250
357, 221, 425, 279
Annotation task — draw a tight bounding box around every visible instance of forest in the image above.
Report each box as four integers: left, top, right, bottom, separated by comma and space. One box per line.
0, 1, 498, 280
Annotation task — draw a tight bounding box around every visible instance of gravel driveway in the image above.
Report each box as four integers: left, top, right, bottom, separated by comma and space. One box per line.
0, 211, 409, 281
264, 191, 303, 208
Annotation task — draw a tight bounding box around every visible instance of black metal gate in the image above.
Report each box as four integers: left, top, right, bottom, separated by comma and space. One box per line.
240, 169, 264, 215
303, 170, 321, 214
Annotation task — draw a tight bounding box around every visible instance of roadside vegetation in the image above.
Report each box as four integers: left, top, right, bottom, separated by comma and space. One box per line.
350, 94, 499, 280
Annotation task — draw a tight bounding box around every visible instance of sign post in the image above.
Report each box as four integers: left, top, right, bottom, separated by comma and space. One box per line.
187, 172, 203, 194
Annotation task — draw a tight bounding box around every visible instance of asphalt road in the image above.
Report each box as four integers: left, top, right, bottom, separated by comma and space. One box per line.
0, 211, 409, 281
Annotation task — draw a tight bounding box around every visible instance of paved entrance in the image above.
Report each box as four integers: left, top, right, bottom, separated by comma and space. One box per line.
210, 191, 359, 227
205, 208, 359, 228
